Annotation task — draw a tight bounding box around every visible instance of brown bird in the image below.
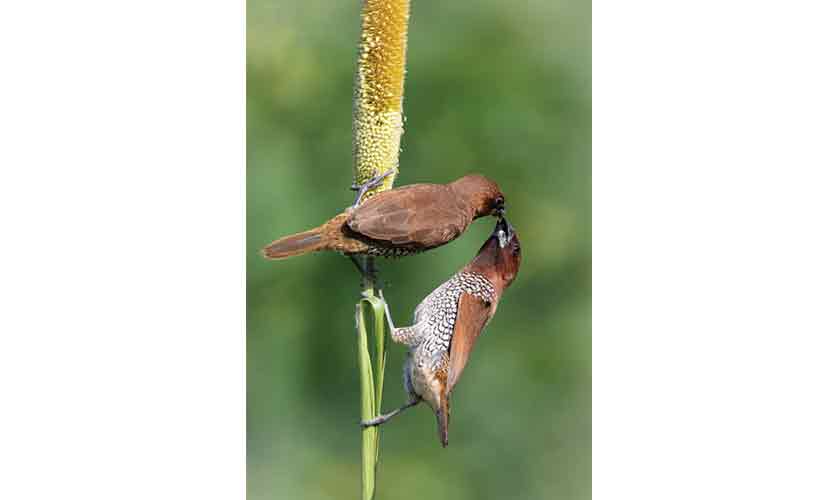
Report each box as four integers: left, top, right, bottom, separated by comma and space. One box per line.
262, 174, 505, 260
360, 217, 521, 447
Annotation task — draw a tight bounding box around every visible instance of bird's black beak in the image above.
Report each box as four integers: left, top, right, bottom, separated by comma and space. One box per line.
494, 216, 515, 248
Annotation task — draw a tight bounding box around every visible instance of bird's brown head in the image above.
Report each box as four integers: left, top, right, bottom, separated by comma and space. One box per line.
468, 217, 522, 289
450, 174, 506, 219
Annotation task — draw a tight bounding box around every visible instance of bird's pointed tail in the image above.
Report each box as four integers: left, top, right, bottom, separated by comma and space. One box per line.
435, 398, 450, 448
262, 226, 326, 260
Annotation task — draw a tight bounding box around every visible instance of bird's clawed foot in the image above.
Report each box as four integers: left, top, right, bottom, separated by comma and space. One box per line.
350, 167, 397, 207
360, 415, 390, 428
359, 398, 420, 428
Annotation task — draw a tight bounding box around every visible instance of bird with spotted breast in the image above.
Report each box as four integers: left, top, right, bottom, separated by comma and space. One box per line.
262, 173, 505, 262
360, 217, 521, 447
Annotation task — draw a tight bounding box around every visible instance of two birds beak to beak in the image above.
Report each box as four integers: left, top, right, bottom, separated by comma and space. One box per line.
492, 192, 517, 237
493, 203, 515, 249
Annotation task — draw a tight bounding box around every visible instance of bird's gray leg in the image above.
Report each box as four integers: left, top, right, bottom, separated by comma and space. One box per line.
349, 255, 380, 289
349, 254, 366, 276
360, 397, 420, 428
350, 167, 397, 207
379, 289, 397, 333
378, 290, 417, 345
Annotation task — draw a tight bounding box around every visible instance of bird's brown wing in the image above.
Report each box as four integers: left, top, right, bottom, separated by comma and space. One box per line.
347, 184, 471, 249
446, 292, 496, 394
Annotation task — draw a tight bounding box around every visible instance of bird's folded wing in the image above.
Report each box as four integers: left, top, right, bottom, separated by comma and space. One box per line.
347, 184, 470, 248
446, 292, 494, 394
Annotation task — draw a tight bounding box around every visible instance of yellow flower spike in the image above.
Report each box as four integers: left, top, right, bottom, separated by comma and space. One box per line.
352, 0, 411, 203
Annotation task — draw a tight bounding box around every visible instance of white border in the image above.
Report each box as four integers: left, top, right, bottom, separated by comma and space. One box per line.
594, 0, 840, 498
0, 1, 245, 498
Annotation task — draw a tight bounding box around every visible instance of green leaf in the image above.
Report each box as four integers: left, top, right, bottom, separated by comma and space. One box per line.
357, 290, 388, 500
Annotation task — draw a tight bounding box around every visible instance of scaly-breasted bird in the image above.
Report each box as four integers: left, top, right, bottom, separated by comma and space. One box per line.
262, 174, 505, 260
361, 217, 521, 447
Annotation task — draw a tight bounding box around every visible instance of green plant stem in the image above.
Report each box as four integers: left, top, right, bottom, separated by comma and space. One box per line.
356, 256, 387, 500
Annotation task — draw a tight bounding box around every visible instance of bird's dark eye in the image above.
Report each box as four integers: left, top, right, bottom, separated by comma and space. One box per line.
494, 196, 504, 207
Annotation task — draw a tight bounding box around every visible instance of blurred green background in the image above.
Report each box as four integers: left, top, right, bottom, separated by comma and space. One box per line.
247, 1, 590, 498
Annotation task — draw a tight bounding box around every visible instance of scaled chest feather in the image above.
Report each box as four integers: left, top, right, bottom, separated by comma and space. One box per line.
410, 272, 495, 359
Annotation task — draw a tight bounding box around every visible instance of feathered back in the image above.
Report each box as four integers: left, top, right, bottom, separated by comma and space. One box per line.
347, 183, 472, 249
